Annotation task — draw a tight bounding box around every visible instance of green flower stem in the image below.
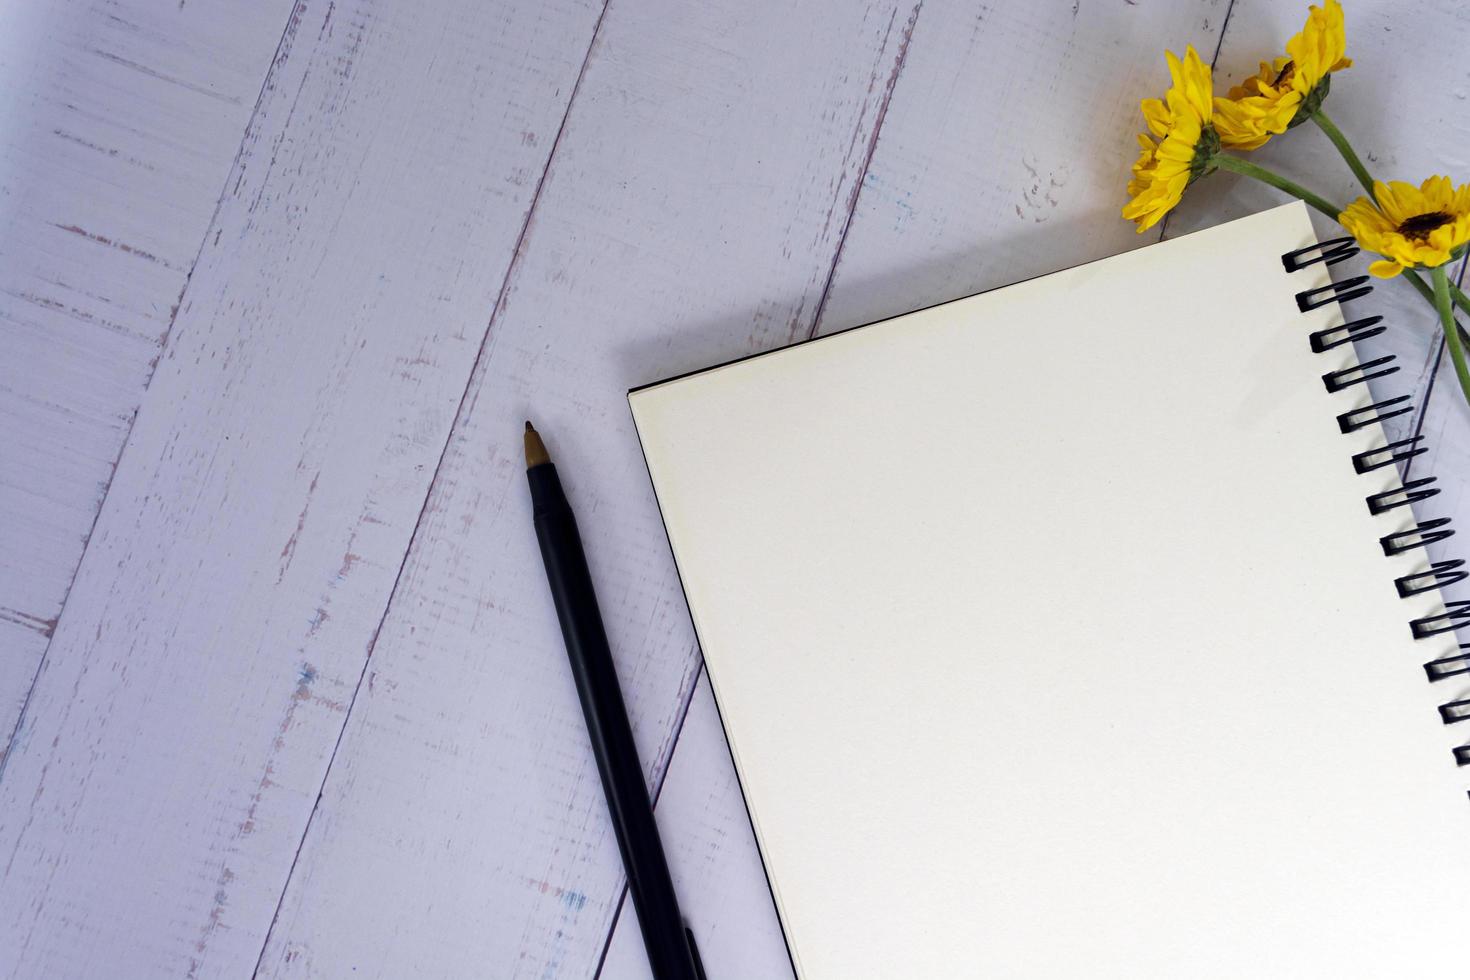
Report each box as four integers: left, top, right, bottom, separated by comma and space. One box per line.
1211, 154, 1470, 354
1434, 265, 1470, 406
1453, 281, 1470, 316
1211, 155, 1341, 221
1309, 111, 1376, 199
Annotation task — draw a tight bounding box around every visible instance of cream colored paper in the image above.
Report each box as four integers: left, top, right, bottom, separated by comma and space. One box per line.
630, 204, 1470, 979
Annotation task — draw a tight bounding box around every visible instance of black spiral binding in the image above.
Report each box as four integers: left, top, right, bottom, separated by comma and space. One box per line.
1397, 560, 1468, 598
1380, 518, 1454, 556
1323, 356, 1398, 392
1367, 476, 1439, 515
1286, 236, 1470, 778
1338, 396, 1412, 434
1312, 316, 1385, 352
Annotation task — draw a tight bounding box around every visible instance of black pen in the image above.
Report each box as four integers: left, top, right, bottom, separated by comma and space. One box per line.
524, 421, 705, 980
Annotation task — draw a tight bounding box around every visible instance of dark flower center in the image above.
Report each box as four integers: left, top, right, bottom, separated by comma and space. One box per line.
1398, 211, 1453, 241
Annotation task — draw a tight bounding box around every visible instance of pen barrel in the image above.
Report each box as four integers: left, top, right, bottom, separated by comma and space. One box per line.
529, 464, 698, 980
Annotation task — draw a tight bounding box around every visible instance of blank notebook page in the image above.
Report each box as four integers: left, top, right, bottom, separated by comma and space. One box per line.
629, 203, 1470, 979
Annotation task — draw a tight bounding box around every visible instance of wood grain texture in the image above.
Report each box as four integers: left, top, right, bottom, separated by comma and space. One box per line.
817, 0, 1231, 331
0, 0, 604, 975
253, 2, 924, 976
7, 0, 1470, 976
0, 0, 296, 759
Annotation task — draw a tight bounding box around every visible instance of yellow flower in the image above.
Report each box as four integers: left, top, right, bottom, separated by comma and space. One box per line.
1339, 177, 1470, 278
1213, 0, 1352, 151
1126, 133, 1158, 199
1122, 46, 1218, 233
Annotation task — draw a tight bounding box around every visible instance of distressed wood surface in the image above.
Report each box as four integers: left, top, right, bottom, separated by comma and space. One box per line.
0, 0, 296, 759
254, 2, 923, 975
3, 0, 1469, 977
0, 0, 605, 975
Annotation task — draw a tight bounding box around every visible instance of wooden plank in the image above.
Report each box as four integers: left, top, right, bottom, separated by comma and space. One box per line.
0, 0, 296, 754
600, 1, 1470, 974
817, 0, 1230, 331
0, 0, 605, 975
252, 2, 925, 976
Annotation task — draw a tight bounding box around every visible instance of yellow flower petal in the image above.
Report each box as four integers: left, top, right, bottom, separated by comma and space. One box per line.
1122, 46, 1216, 232
1215, 0, 1350, 151
1342, 176, 1470, 278
1140, 98, 1171, 139
1285, 0, 1349, 94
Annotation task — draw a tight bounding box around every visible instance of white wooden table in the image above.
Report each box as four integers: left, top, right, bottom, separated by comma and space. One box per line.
3, 1, 1468, 976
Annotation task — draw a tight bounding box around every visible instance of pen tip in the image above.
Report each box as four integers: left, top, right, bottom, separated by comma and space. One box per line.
524, 420, 550, 468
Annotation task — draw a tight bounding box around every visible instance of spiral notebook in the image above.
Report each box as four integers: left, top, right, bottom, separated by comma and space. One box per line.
629, 202, 1470, 978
